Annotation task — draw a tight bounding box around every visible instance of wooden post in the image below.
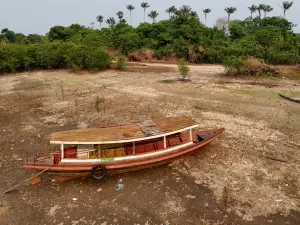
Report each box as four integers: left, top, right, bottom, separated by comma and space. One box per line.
98, 145, 101, 158
133, 142, 135, 155
61, 144, 64, 159
190, 129, 192, 142
164, 136, 167, 149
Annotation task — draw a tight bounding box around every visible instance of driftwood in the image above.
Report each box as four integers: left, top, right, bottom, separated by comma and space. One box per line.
265, 156, 287, 163
3, 166, 52, 194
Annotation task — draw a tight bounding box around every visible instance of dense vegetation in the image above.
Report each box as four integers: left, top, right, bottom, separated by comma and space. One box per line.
0, 2, 299, 74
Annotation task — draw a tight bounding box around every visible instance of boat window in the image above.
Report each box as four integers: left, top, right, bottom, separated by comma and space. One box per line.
64, 144, 77, 149
78, 144, 94, 150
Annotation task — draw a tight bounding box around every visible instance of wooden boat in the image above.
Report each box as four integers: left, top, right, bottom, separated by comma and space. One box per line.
24, 117, 225, 180
279, 94, 300, 104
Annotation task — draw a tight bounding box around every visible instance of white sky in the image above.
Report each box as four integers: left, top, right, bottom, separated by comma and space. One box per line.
0, 0, 298, 34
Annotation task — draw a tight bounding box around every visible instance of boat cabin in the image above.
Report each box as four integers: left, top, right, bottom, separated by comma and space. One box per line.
50, 117, 200, 163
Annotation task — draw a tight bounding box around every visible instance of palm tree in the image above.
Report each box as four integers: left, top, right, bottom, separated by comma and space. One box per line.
127, 5, 135, 25
148, 11, 159, 23
120, 19, 127, 23
96, 15, 104, 28
141, 2, 150, 22
116, 11, 124, 22
166, 8, 171, 19
248, 5, 258, 18
224, 7, 237, 24
90, 22, 95, 29
106, 17, 116, 27
170, 6, 177, 16
166, 6, 177, 18
258, 4, 266, 18
263, 5, 273, 17
203, 8, 211, 25
179, 5, 192, 15
190, 11, 198, 17
282, 1, 294, 18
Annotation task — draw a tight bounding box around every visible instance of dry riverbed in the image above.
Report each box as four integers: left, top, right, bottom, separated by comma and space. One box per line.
0, 63, 300, 225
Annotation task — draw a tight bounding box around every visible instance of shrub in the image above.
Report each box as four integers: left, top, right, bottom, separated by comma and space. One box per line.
34, 42, 62, 69
65, 45, 89, 70
116, 55, 127, 70
86, 48, 111, 71
222, 56, 244, 74
177, 59, 190, 80
0, 42, 111, 74
222, 57, 281, 76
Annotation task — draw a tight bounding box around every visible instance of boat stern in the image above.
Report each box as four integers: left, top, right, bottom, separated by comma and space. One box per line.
24, 154, 58, 169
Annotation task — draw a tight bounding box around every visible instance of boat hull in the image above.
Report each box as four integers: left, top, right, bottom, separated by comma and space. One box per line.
279, 94, 300, 104
24, 128, 224, 177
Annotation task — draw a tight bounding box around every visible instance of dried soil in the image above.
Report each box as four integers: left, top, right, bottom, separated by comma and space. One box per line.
0, 64, 300, 225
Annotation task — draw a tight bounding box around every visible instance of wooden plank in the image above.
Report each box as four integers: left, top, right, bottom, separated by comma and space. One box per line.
3, 166, 52, 194
50, 117, 198, 144
137, 120, 163, 136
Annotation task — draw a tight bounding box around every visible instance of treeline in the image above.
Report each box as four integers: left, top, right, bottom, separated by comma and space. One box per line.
1, 11, 300, 74
0, 43, 111, 73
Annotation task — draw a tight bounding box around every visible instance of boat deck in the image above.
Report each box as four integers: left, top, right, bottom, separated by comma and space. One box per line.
50, 117, 198, 144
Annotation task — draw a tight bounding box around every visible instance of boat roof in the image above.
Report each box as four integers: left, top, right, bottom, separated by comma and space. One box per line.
50, 117, 198, 144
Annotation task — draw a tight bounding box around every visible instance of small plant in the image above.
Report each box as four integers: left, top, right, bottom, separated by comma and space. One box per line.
116, 55, 127, 71
95, 96, 100, 113
161, 79, 174, 84
177, 59, 190, 81
95, 95, 106, 114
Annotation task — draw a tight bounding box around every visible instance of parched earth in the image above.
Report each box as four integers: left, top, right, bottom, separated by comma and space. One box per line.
0, 64, 300, 225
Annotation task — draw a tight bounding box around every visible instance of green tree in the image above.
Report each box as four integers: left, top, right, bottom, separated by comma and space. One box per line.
106, 17, 116, 27
127, 5, 135, 25
258, 4, 266, 18
248, 5, 258, 18
165, 8, 171, 19
148, 11, 159, 24
169, 6, 177, 17
179, 5, 192, 15
1, 28, 16, 43
224, 7, 237, 25
48, 26, 72, 41
96, 15, 104, 28
282, 1, 294, 18
141, 2, 150, 22
203, 8, 211, 25
14, 33, 29, 44
263, 5, 273, 17
116, 11, 124, 22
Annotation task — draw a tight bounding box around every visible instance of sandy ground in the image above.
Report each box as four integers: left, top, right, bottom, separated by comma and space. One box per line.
0, 63, 300, 225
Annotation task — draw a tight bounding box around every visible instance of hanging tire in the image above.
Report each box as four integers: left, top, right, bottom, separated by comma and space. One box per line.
91, 165, 107, 180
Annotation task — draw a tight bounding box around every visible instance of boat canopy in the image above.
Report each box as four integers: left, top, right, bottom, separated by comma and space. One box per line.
50, 117, 198, 144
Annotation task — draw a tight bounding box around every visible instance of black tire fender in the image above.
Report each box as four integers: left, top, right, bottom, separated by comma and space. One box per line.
91, 165, 107, 180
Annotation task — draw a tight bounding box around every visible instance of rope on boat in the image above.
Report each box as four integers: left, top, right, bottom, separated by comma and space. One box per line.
3, 166, 52, 194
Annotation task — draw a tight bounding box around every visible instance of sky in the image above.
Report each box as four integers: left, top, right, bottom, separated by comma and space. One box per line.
0, 0, 299, 35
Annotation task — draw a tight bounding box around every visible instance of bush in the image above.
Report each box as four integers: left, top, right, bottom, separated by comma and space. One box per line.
116, 55, 127, 70
0, 42, 111, 74
34, 42, 62, 69
0, 45, 27, 73
85, 48, 111, 71
222, 57, 281, 76
177, 59, 190, 80
222, 56, 244, 74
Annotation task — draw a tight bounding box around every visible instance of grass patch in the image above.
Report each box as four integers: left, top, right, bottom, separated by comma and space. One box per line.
13, 78, 46, 91
233, 89, 278, 99
161, 79, 175, 84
